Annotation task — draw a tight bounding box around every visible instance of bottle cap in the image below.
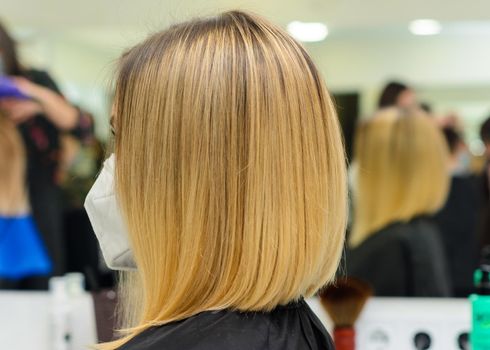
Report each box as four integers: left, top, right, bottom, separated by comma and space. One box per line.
49, 277, 67, 301
475, 245, 490, 294
65, 273, 85, 297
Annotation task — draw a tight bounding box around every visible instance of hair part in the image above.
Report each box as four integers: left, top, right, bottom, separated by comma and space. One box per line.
103, 10, 347, 349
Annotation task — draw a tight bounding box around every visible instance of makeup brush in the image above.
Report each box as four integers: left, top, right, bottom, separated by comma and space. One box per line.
318, 277, 373, 350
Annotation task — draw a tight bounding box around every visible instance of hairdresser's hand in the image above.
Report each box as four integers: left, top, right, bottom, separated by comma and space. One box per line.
12, 77, 79, 130
0, 98, 43, 124
0, 77, 45, 124
11, 77, 45, 99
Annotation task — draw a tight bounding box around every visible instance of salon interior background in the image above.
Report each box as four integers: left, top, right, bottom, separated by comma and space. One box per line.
4, 0, 490, 151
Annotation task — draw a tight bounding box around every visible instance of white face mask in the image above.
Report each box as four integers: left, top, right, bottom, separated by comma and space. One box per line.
84, 154, 136, 270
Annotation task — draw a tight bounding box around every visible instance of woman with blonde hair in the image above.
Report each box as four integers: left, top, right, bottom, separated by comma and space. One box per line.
0, 113, 51, 286
347, 108, 451, 296
85, 10, 347, 350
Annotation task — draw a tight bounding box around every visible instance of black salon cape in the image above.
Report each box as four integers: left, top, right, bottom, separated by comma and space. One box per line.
346, 216, 451, 297
119, 299, 334, 350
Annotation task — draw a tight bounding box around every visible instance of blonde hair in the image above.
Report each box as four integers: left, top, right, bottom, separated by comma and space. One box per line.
350, 108, 449, 247
0, 113, 27, 215
106, 10, 347, 349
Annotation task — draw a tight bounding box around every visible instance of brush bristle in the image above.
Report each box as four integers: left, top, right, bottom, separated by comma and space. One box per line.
318, 277, 373, 327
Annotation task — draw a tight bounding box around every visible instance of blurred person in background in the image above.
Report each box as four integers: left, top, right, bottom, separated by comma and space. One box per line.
59, 135, 116, 290
438, 112, 466, 131
0, 21, 93, 288
479, 116, 490, 249
0, 113, 52, 288
347, 108, 451, 297
440, 126, 471, 174
434, 126, 479, 297
378, 81, 417, 108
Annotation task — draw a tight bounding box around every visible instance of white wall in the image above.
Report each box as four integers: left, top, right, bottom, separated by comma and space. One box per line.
306, 30, 490, 114
12, 24, 490, 140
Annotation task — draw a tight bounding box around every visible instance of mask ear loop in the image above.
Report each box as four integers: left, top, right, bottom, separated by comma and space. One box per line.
111, 249, 136, 270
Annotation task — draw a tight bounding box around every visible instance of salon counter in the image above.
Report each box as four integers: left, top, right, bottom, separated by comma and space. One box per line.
0, 291, 471, 350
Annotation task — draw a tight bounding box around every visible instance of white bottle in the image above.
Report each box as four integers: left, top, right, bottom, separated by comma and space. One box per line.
65, 273, 98, 348
49, 277, 72, 350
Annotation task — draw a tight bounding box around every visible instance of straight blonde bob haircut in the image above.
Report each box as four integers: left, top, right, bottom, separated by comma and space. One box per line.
0, 113, 27, 216
349, 108, 449, 247
106, 10, 347, 349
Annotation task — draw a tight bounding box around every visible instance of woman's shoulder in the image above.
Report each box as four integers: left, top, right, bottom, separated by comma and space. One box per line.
349, 222, 408, 252
120, 300, 333, 350
367, 217, 439, 244
120, 309, 269, 350
346, 221, 417, 267
398, 217, 441, 244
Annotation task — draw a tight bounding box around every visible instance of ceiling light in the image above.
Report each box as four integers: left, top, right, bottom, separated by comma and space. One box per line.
409, 19, 441, 36
287, 21, 328, 42
470, 139, 485, 156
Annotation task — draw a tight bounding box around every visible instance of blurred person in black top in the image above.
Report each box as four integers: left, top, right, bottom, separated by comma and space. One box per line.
0, 21, 93, 288
479, 116, 490, 249
434, 126, 479, 297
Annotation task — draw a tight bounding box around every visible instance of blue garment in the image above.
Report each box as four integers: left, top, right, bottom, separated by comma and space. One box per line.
0, 215, 52, 280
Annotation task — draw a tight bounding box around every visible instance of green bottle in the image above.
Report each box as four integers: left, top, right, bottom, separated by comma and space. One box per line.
471, 246, 490, 350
